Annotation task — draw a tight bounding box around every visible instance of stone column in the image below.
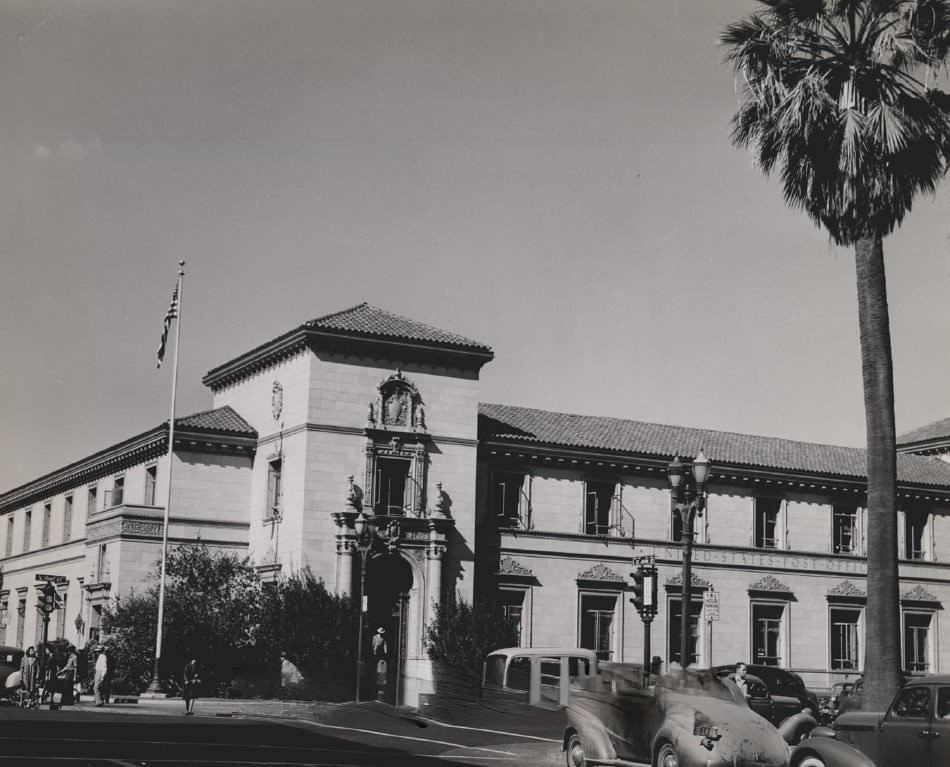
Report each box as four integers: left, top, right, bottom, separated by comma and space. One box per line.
426, 528, 446, 628
332, 475, 361, 597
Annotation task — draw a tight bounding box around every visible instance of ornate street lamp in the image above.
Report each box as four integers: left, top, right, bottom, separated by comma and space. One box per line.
667, 450, 710, 668
354, 509, 377, 703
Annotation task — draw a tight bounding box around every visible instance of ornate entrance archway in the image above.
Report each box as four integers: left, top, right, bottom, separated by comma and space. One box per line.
366, 553, 413, 704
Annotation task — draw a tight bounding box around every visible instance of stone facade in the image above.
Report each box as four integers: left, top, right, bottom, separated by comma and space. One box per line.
3, 301, 950, 704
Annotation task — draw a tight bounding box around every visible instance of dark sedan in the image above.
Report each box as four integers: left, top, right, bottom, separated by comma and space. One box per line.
712, 665, 819, 725
0, 646, 24, 700
791, 675, 950, 767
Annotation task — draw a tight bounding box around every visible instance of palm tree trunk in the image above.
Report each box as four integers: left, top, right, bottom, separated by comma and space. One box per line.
854, 234, 901, 711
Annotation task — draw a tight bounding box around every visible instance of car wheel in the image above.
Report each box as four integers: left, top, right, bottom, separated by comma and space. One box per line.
795, 756, 827, 767
655, 741, 679, 767
565, 732, 586, 767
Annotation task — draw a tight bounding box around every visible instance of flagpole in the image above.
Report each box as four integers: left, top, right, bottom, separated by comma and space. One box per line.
145, 260, 185, 695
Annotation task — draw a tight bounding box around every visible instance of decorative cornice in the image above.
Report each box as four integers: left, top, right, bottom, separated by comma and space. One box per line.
1, 425, 256, 516
496, 556, 534, 578
203, 327, 493, 392
665, 572, 712, 590
749, 575, 793, 594
577, 563, 625, 583
902, 584, 940, 603
827, 580, 866, 599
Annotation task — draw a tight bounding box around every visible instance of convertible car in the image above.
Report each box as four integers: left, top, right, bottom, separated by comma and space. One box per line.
563, 664, 800, 767
790, 674, 950, 767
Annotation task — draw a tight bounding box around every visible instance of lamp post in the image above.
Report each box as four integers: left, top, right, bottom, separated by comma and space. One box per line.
667, 450, 710, 668
354, 510, 376, 703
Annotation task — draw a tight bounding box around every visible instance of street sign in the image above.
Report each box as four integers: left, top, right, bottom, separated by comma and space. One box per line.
703, 590, 720, 621
35, 574, 67, 585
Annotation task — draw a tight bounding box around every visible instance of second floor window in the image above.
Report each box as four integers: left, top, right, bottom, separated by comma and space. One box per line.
63, 496, 72, 543
374, 457, 409, 515
755, 498, 781, 549
23, 510, 32, 551
145, 466, 158, 506
266, 458, 282, 518
833, 506, 857, 554
904, 511, 927, 560
5, 517, 13, 556
42, 503, 51, 547
584, 481, 614, 536
110, 476, 125, 507
87, 485, 98, 514
491, 472, 526, 525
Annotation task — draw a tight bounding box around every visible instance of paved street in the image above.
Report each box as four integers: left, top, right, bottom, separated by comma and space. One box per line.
0, 700, 563, 767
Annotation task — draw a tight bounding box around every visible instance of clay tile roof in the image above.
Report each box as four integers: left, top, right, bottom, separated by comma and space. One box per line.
306, 302, 491, 352
478, 403, 950, 488
175, 405, 256, 435
898, 417, 950, 446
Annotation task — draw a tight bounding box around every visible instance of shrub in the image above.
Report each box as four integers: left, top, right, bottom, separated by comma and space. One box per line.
426, 597, 519, 673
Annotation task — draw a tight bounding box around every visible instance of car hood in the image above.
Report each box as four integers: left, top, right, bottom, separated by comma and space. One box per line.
833, 711, 883, 731
660, 690, 790, 766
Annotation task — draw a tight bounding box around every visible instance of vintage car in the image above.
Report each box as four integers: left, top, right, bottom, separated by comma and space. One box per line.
0, 646, 24, 701
712, 665, 820, 724
790, 675, 950, 767
563, 663, 798, 767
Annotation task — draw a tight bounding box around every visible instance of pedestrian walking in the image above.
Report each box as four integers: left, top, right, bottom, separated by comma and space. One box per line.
182, 658, 200, 715
57, 645, 78, 706
19, 647, 39, 708
41, 646, 60, 710
94, 646, 109, 707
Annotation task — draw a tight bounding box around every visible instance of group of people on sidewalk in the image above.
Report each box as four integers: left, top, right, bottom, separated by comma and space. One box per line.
16, 644, 111, 710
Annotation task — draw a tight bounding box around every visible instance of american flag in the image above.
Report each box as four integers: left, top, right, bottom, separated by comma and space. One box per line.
156, 282, 179, 368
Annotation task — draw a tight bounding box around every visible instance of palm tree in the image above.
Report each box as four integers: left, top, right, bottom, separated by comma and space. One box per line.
722, 1, 950, 710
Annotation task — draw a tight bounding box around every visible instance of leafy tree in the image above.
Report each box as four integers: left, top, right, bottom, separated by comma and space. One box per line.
426, 597, 519, 673
102, 543, 264, 693
255, 568, 359, 700
722, 0, 950, 709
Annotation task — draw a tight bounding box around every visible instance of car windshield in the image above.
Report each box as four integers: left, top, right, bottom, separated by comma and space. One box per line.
655, 670, 735, 702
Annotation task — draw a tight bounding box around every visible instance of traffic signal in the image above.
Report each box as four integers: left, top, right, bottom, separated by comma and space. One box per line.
630, 566, 647, 613
39, 582, 58, 614
630, 562, 658, 620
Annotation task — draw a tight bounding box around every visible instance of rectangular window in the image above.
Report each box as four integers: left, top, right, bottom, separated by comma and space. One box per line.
904, 512, 927, 560
63, 496, 73, 543
830, 607, 861, 670
96, 544, 108, 582
22, 510, 32, 552
498, 588, 526, 644
5, 517, 13, 556
89, 605, 102, 645
668, 597, 703, 666
584, 481, 614, 536
42, 503, 52, 547
833, 506, 857, 554
145, 465, 158, 506
903, 612, 932, 673
755, 498, 781, 549
752, 603, 785, 666
88, 485, 98, 514
0, 598, 8, 645
266, 459, 282, 518
374, 457, 410, 515
110, 476, 125, 507
579, 593, 618, 661
491, 472, 526, 525
15, 598, 26, 648
55, 591, 67, 640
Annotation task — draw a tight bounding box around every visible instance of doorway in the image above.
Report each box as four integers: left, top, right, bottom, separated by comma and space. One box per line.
366, 553, 413, 704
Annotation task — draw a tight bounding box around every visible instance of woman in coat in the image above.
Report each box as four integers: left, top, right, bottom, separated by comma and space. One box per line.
58, 645, 78, 705
19, 646, 38, 708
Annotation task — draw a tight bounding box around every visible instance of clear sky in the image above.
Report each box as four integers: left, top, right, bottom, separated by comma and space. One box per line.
1, 0, 948, 492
